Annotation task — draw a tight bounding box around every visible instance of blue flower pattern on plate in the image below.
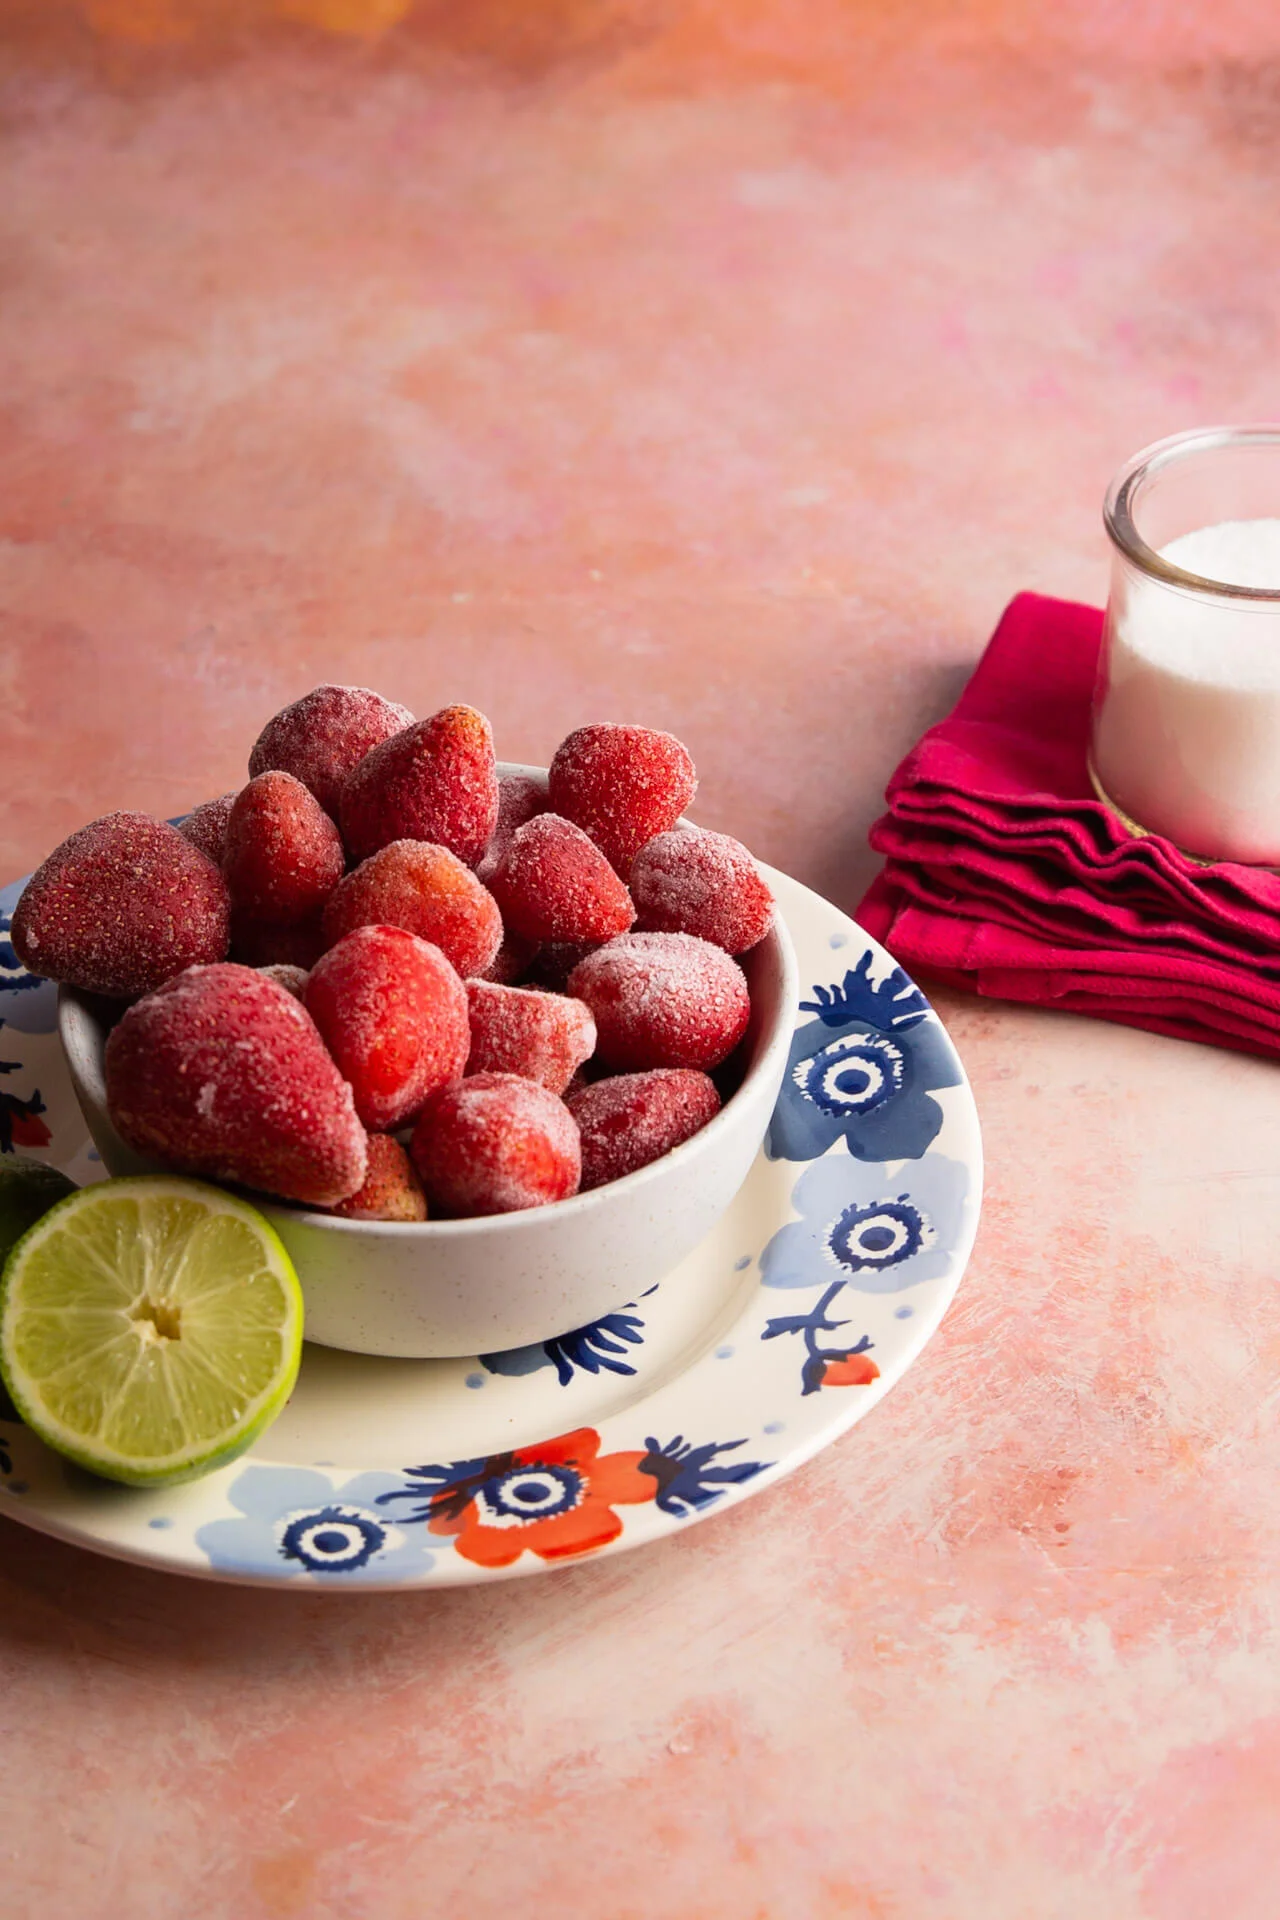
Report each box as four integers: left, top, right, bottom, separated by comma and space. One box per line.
480, 1288, 657, 1384
768, 954, 962, 1164
0, 883, 57, 1036
0, 1019, 51, 1157
638, 1435, 767, 1516
760, 1152, 969, 1295
195, 1466, 437, 1582
763, 1281, 878, 1396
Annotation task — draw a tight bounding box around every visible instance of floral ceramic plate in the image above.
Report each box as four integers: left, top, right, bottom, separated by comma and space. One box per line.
0, 865, 982, 1589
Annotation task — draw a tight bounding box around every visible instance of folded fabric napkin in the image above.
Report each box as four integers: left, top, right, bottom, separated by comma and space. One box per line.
856, 591, 1280, 1059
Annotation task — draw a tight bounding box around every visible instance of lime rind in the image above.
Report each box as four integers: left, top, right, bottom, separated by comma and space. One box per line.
0, 1155, 78, 1260
0, 1176, 304, 1487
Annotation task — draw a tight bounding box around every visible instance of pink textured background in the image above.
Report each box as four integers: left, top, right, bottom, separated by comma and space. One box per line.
6, 4, 1280, 1914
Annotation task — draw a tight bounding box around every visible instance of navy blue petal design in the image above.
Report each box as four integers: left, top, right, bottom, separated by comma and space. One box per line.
0, 933, 44, 995
480, 1295, 652, 1385
0, 904, 58, 1034
638, 1435, 767, 1517
798, 954, 930, 1031
377, 1452, 496, 1525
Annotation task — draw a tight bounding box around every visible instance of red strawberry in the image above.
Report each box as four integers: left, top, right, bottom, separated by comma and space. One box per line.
475, 771, 550, 883
223, 771, 346, 928
548, 724, 696, 876
104, 963, 367, 1206
566, 1068, 721, 1190
567, 932, 750, 1072
249, 684, 414, 818
304, 925, 470, 1132
411, 1072, 581, 1216
11, 812, 230, 998
630, 827, 774, 953
329, 1134, 428, 1222
177, 792, 238, 867
489, 814, 635, 945
339, 704, 498, 867
321, 840, 502, 981
465, 980, 596, 1093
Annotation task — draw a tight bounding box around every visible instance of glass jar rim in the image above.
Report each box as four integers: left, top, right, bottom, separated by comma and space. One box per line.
1104, 424, 1280, 602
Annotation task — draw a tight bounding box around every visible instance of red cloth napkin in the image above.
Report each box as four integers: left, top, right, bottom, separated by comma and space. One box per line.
856, 591, 1280, 1059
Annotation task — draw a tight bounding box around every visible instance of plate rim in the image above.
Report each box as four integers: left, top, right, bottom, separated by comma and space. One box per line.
0, 864, 983, 1590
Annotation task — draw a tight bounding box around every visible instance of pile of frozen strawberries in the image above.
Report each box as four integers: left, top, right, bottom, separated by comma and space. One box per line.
13, 689, 775, 1219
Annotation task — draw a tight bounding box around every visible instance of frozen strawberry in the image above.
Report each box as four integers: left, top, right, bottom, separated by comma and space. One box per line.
481, 927, 541, 985
411, 1072, 580, 1216
567, 932, 750, 1072
223, 771, 345, 928
258, 963, 309, 1000
630, 828, 774, 953
178, 792, 237, 867
524, 939, 601, 992
548, 724, 697, 876
249, 684, 414, 819
104, 962, 366, 1206
329, 1133, 428, 1222
465, 981, 595, 1094
489, 814, 635, 945
11, 811, 230, 999
230, 912, 325, 970
321, 841, 502, 980
566, 1068, 721, 1190
304, 925, 469, 1131
475, 771, 550, 883
339, 704, 498, 866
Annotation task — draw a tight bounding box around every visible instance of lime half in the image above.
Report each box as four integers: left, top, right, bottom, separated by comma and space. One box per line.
0, 1177, 303, 1486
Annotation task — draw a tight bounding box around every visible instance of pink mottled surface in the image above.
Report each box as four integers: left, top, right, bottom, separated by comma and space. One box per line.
6, 4, 1280, 1914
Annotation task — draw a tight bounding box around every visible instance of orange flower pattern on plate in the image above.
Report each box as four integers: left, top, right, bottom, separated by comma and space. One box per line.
419, 1426, 657, 1569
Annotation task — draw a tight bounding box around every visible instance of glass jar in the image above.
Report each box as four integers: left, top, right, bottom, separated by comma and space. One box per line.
1091, 425, 1280, 865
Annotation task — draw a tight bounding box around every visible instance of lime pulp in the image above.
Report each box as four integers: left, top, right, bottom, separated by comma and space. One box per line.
0, 1176, 303, 1487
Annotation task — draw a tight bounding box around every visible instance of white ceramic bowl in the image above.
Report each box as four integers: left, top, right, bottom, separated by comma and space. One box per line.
57, 817, 798, 1360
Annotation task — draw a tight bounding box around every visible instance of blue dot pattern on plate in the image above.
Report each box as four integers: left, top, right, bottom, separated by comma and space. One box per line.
734, 1256, 753, 1272
715, 1344, 734, 1359
465, 1373, 486, 1390
895, 1306, 914, 1319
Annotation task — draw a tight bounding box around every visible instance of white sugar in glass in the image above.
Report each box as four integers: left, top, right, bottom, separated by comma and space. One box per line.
1092, 428, 1280, 865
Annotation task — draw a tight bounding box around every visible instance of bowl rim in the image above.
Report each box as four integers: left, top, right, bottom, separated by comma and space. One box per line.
57, 809, 800, 1238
